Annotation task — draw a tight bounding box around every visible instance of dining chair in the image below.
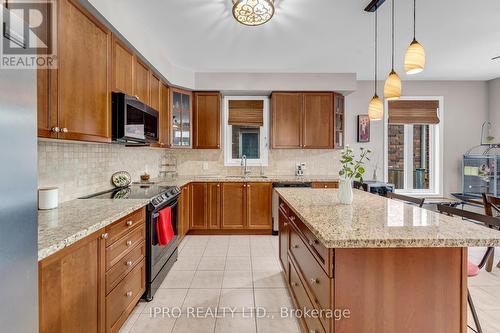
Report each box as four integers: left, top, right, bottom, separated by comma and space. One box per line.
481, 193, 500, 271
387, 192, 425, 207
437, 204, 500, 333
352, 181, 368, 192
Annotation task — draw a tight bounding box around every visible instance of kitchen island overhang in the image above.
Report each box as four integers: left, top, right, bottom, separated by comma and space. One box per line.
276, 188, 500, 333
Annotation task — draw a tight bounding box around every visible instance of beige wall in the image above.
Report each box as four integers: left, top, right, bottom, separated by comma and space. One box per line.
345, 80, 489, 195
488, 78, 500, 142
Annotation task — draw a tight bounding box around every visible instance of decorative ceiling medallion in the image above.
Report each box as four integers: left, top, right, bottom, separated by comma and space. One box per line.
232, 0, 275, 26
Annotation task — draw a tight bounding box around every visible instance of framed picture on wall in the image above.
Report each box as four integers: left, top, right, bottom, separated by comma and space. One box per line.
357, 115, 370, 142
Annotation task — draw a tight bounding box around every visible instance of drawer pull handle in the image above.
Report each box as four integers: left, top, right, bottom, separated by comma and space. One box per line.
293, 244, 299, 249
126, 291, 133, 297
292, 282, 298, 287
101, 233, 109, 239
309, 239, 318, 246
290, 216, 296, 222
310, 278, 319, 284
279, 203, 285, 209
126, 220, 133, 226
126, 261, 133, 266
126, 240, 133, 246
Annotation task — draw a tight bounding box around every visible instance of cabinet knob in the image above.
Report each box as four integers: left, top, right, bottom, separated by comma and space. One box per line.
51, 127, 60, 133
310, 278, 319, 284
283, 222, 288, 227
309, 239, 318, 246
324, 185, 328, 188
310, 330, 318, 333
247, 184, 251, 187
101, 233, 109, 239
126, 291, 133, 297
61, 127, 68, 133
126, 240, 132, 246
293, 244, 299, 249
292, 282, 298, 287
217, 184, 220, 187
126, 261, 133, 266
126, 220, 133, 226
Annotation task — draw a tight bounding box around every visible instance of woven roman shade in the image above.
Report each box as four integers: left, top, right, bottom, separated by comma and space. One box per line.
388, 100, 440, 124
228, 100, 264, 127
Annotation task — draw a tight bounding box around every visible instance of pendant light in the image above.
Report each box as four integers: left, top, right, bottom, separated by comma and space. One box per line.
384, 0, 401, 100
404, 0, 425, 74
369, 9, 384, 121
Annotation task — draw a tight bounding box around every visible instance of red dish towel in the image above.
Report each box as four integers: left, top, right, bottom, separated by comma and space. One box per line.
156, 207, 174, 246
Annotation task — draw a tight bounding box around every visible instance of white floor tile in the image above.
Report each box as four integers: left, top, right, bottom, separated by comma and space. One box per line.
219, 289, 255, 312
181, 288, 221, 312
129, 313, 176, 333
254, 288, 293, 313
190, 270, 224, 288
160, 270, 196, 289
215, 313, 257, 333
222, 271, 254, 289
172, 315, 216, 333
197, 256, 226, 271
253, 271, 287, 288
225, 256, 252, 271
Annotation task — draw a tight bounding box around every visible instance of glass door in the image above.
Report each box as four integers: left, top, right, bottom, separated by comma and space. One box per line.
171, 89, 192, 147
334, 93, 345, 149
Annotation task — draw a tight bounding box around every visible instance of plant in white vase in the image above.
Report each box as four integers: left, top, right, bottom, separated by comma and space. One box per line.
338, 146, 372, 204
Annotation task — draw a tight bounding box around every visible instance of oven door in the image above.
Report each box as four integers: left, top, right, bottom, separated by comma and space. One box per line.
150, 199, 178, 281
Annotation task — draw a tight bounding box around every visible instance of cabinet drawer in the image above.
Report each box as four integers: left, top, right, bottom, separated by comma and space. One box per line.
291, 215, 330, 274
106, 226, 145, 270
311, 182, 339, 189
106, 241, 146, 294
289, 225, 331, 313
289, 259, 327, 333
105, 208, 145, 247
106, 258, 145, 333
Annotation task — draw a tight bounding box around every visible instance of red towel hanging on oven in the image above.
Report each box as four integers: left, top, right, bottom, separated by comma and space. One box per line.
156, 206, 174, 246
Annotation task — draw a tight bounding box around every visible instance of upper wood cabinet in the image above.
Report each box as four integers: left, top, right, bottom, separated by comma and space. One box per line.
221, 183, 247, 229
56, 0, 111, 143
272, 92, 342, 149
272, 93, 303, 148
303, 93, 333, 149
149, 73, 161, 111
334, 93, 345, 149
193, 92, 221, 149
111, 37, 134, 95
159, 83, 170, 147
133, 58, 150, 104
39, 230, 104, 333
171, 88, 192, 148
246, 182, 272, 229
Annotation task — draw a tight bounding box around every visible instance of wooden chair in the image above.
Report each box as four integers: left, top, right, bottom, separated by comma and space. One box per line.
437, 204, 500, 333
352, 181, 368, 192
387, 192, 425, 207
481, 193, 500, 271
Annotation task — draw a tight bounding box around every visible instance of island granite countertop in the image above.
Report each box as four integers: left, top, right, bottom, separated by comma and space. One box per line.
276, 188, 500, 248
38, 199, 149, 261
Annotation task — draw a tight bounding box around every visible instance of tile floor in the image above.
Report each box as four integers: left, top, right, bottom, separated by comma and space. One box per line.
119, 236, 500, 333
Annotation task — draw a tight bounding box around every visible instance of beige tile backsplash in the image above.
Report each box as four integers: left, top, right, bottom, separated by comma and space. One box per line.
38, 140, 342, 203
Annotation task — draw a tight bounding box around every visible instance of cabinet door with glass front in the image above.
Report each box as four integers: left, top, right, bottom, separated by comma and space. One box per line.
171, 88, 192, 147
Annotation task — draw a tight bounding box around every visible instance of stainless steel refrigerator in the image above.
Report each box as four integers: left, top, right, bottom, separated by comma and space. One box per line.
0, 6, 38, 332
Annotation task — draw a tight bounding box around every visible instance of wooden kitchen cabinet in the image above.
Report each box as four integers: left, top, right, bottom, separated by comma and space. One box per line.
278, 208, 289, 280
207, 183, 222, 229
311, 181, 339, 189
272, 93, 303, 148
246, 182, 272, 229
39, 230, 104, 333
303, 93, 333, 149
56, 0, 112, 143
158, 83, 171, 147
190, 183, 208, 230
334, 93, 345, 149
149, 73, 161, 111
178, 185, 191, 241
171, 88, 193, 147
193, 92, 221, 149
133, 58, 150, 105
111, 37, 134, 95
221, 182, 247, 229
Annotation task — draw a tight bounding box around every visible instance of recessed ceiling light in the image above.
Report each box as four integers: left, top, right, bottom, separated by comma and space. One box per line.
232, 0, 275, 26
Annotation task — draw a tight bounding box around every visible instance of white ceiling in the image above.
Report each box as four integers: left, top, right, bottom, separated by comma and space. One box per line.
89, 0, 500, 80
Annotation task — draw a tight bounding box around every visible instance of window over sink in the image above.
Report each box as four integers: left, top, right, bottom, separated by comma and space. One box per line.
223, 96, 269, 166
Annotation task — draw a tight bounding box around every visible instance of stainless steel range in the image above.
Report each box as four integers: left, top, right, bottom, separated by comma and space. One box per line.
85, 184, 180, 301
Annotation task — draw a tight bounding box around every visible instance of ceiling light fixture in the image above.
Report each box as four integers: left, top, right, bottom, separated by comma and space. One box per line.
369, 9, 384, 121
404, 0, 425, 74
384, 0, 401, 100
232, 0, 275, 26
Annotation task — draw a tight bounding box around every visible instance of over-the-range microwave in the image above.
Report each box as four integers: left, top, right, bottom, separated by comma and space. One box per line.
112, 92, 159, 144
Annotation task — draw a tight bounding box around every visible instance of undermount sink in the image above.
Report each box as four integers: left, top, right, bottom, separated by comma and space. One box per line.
226, 175, 268, 179
194, 175, 222, 179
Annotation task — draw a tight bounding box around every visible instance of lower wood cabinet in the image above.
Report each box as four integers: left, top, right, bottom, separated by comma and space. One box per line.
207, 183, 222, 229
311, 181, 339, 189
39, 207, 146, 333
246, 182, 273, 229
221, 182, 246, 230
278, 206, 290, 280
178, 185, 191, 241
190, 183, 208, 230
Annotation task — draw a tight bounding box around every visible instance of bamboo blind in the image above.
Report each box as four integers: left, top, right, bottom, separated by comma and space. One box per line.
228, 100, 264, 127
388, 100, 440, 124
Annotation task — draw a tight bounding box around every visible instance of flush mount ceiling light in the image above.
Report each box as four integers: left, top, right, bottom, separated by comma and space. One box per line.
404, 0, 425, 74
232, 0, 275, 26
384, 0, 401, 100
368, 9, 384, 121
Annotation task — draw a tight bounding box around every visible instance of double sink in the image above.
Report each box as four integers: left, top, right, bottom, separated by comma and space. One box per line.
195, 175, 269, 180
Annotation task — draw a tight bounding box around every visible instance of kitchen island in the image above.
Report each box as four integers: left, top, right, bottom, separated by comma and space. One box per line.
276, 188, 500, 333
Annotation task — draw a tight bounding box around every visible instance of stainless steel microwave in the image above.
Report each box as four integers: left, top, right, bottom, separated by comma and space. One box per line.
112, 92, 159, 144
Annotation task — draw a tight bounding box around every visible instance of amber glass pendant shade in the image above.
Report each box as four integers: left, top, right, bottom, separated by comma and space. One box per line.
404, 39, 425, 74
368, 95, 384, 121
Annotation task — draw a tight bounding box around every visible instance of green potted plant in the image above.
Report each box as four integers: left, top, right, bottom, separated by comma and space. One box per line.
338, 146, 372, 204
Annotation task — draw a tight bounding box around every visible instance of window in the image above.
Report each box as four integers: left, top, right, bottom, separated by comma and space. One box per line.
223, 96, 269, 166
384, 97, 444, 195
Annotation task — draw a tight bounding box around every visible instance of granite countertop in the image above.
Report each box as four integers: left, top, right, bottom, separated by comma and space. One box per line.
38, 175, 340, 261
276, 188, 500, 248
38, 199, 149, 261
